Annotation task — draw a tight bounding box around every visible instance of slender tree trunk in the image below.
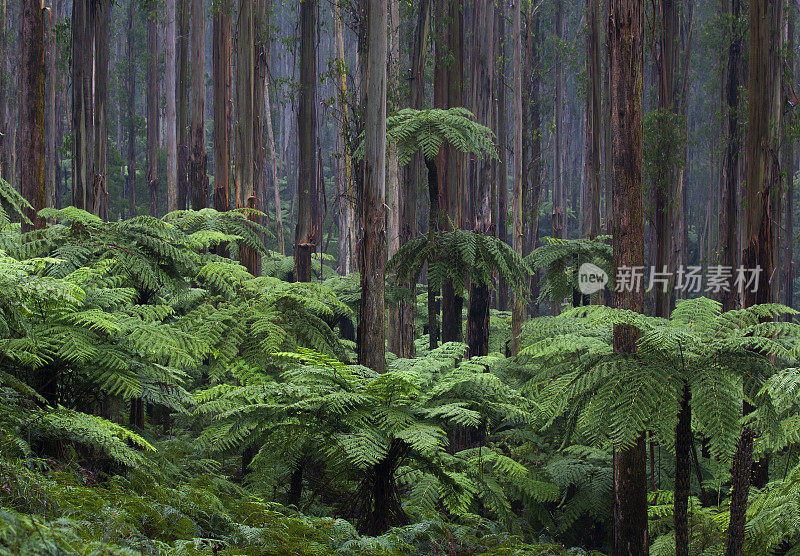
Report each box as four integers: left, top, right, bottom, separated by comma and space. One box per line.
19, 0, 45, 231
126, 0, 136, 217
71, 0, 93, 211
295, 0, 316, 282
726, 1, 783, 554
234, 0, 254, 210
426, 157, 440, 349
719, 0, 741, 311
177, 0, 189, 210
265, 76, 284, 253
510, 0, 523, 353
396, 0, 429, 357
0, 0, 7, 184
551, 0, 566, 315
609, 0, 649, 553
783, 4, 794, 311
358, 0, 387, 373
253, 0, 267, 227
585, 0, 602, 240
93, 0, 109, 220
189, 0, 208, 209
165, 0, 177, 212
213, 0, 232, 212
333, 0, 354, 271
674, 381, 691, 556
442, 0, 464, 343
45, 1, 55, 210
466, 0, 494, 357
146, 10, 159, 217
651, 0, 676, 317
524, 9, 542, 317
387, 0, 403, 356
496, 0, 508, 312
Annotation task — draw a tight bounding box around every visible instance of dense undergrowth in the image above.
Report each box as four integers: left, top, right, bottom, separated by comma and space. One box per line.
1, 196, 800, 554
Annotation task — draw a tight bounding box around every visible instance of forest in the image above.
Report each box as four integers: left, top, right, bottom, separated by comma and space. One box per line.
2, 0, 800, 554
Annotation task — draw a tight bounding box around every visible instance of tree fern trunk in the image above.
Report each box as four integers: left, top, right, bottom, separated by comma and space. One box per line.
467, 283, 490, 357
674, 381, 691, 556
725, 426, 754, 556
426, 157, 440, 349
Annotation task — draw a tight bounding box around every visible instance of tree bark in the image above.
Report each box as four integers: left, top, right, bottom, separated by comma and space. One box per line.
395, 0, 429, 358
726, 1, 783, 553
234, 0, 254, 210
495, 0, 508, 312
719, 0, 741, 311
524, 8, 542, 317
146, 10, 159, 217
442, 0, 464, 343
585, 0, 601, 240
165, 0, 178, 213
466, 0, 493, 357
295, 0, 317, 282
358, 0, 387, 374
71, 0, 93, 211
126, 0, 136, 217
189, 0, 208, 210
45, 0, 55, 210
387, 0, 403, 356
18, 0, 45, 231
674, 381, 691, 556
609, 0, 649, 553
177, 0, 189, 210
213, 0, 232, 212
510, 0, 523, 354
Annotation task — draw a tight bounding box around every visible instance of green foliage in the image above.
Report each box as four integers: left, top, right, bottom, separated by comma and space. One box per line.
383, 107, 498, 163
519, 297, 800, 456
389, 229, 533, 295
526, 236, 612, 305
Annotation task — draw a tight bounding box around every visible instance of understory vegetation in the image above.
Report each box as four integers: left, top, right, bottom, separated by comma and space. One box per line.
2, 193, 800, 554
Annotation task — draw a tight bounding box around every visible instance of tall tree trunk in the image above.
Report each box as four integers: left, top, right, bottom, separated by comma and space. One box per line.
0, 0, 7, 184
551, 0, 566, 314
387, 0, 403, 356
510, 0, 523, 354
783, 4, 794, 311
177, 0, 189, 210
45, 1, 56, 210
234, 0, 254, 210
213, 0, 232, 212
358, 0, 387, 373
19, 0, 45, 231
652, 0, 676, 317
719, 0, 741, 311
584, 0, 601, 240
295, 0, 316, 282
165, 0, 177, 212
126, 0, 136, 217
524, 8, 542, 317
265, 74, 284, 253
92, 0, 109, 220
71, 0, 93, 211
253, 0, 267, 235
146, 10, 159, 217
466, 0, 494, 358
333, 0, 352, 270
442, 0, 464, 343
396, 0, 429, 357
189, 0, 208, 209
496, 0, 508, 312
609, 0, 649, 553
726, 1, 783, 554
